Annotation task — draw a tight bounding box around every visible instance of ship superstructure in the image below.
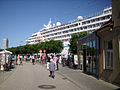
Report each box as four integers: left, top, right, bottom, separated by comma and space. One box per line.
26, 31, 43, 45
26, 6, 112, 55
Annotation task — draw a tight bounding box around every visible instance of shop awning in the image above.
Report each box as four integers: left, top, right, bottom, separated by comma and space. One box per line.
0, 50, 12, 54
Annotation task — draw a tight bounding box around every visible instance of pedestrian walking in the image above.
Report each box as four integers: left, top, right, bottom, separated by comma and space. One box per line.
49, 58, 55, 79
56, 55, 59, 70
62, 55, 65, 67
41, 54, 45, 64
17, 55, 20, 65
24, 55, 27, 61
47, 55, 50, 70
30, 55, 32, 62
14, 55, 17, 65
53, 55, 58, 70
20, 55, 23, 65
32, 54, 35, 65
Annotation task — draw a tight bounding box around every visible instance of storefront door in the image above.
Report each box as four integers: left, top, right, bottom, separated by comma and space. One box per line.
82, 39, 98, 77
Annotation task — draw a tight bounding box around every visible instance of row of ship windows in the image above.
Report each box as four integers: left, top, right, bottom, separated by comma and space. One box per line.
82, 15, 111, 25
45, 30, 94, 42
27, 40, 41, 43
41, 23, 78, 35
41, 15, 111, 35
31, 34, 37, 37
45, 38, 70, 42
44, 22, 104, 38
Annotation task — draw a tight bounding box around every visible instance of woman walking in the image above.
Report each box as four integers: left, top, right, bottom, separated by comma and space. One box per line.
49, 58, 55, 79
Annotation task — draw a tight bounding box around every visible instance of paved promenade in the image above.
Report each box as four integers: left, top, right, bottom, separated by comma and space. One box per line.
0, 62, 81, 90
0, 62, 119, 90
58, 65, 120, 90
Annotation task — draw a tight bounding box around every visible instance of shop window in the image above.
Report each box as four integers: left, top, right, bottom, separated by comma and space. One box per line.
105, 40, 113, 70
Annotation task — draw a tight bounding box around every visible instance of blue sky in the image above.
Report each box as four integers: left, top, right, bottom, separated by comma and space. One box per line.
0, 0, 111, 48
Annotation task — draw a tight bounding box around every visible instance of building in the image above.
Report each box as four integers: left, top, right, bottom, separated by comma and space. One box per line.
96, 0, 120, 85
77, 0, 120, 85
26, 6, 112, 55
3, 38, 9, 49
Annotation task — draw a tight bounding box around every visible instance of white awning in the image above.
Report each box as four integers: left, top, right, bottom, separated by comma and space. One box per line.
0, 50, 12, 54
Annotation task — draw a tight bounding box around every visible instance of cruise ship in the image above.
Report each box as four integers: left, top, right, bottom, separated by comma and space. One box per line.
26, 6, 112, 55
26, 31, 43, 45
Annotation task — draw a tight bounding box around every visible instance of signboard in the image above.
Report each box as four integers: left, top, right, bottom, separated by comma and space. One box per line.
74, 55, 78, 65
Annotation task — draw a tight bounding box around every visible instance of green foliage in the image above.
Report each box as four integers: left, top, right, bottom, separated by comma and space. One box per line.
69, 32, 89, 54
7, 40, 63, 55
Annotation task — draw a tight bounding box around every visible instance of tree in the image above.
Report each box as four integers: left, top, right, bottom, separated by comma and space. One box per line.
37, 40, 64, 54
7, 40, 64, 55
69, 32, 89, 54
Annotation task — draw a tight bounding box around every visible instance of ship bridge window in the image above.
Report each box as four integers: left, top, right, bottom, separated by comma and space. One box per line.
96, 23, 100, 27
87, 21, 90, 24
82, 22, 86, 25
88, 25, 92, 28
84, 26, 87, 29
54, 33, 57, 35
67, 26, 69, 28
75, 24, 78, 26
100, 22, 104, 26
70, 25, 73, 28
74, 28, 77, 31
63, 31, 68, 33
59, 32, 61, 34
80, 27, 83, 30
67, 34, 70, 37
70, 29, 73, 32
91, 19, 95, 23
60, 28, 62, 30
105, 15, 111, 19
101, 16, 106, 20
92, 24, 95, 28
96, 18, 100, 21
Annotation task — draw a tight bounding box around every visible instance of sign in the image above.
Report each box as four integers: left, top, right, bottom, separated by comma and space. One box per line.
39, 50, 42, 53
74, 55, 78, 65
